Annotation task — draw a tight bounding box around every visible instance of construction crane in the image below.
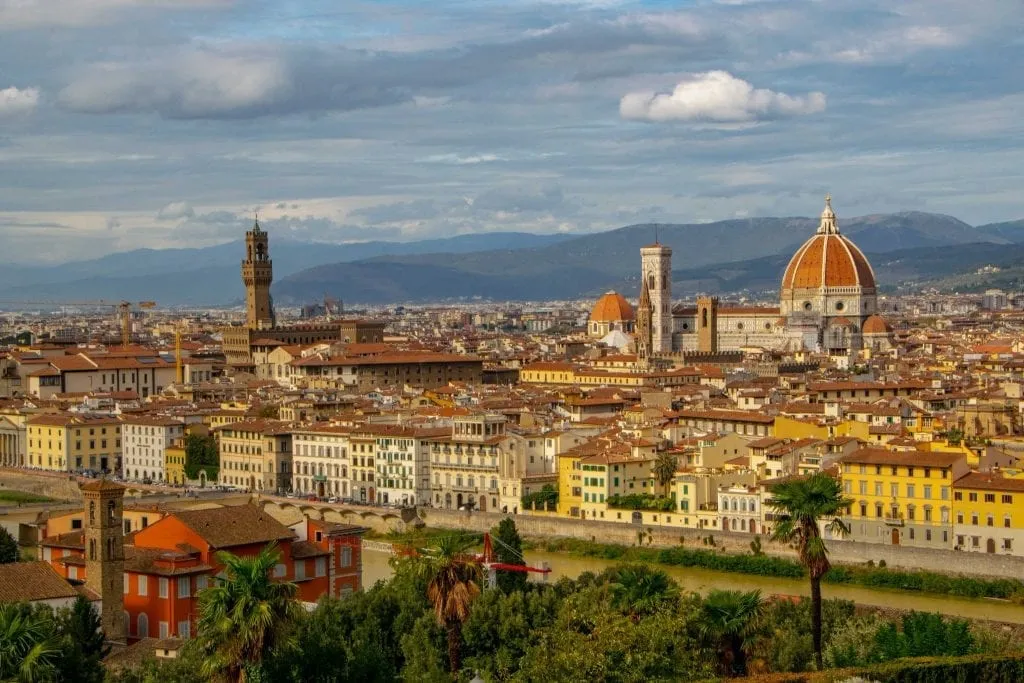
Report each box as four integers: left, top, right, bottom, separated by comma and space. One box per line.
396, 533, 551, 589
0, 299, 157, 346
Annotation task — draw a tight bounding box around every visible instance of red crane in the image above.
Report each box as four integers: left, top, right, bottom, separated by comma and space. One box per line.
477, 533, 552, 589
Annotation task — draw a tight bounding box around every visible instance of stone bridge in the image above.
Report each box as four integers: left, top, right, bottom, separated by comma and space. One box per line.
257, 497, 422, 534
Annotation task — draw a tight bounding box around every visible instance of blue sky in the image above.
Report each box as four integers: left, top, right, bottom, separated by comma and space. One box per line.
1, 0, 1022, 262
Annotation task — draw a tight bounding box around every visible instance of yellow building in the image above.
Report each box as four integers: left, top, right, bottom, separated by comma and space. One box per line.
25, 413, 122, 473
215, 419, 293, 493
839, 448, 967, 550
952, 472, 1024, 556
165, 438, 187, 486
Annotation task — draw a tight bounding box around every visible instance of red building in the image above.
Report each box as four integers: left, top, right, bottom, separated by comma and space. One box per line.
41, 503, 365, 642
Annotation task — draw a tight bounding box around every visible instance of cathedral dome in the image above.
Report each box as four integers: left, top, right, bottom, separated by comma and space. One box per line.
862, 314, 892, 335
590, 291, 634, 323
781, 196, 876, 292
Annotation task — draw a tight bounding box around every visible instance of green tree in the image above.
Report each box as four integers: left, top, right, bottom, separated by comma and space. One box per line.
0, 603, 61, 683
414, 534, 482, 673
697, 590, 765, 676
652, 451, 678, 491
195, 543, 299, 683
184, 433, 219, 481
256, 405, 279, 419
521, 484, 558, 510
492, 518, 527, 593
609, 565, 679, 621
769, 472, 851, 670
53, 596, 110, 683
0, 526, 19, 564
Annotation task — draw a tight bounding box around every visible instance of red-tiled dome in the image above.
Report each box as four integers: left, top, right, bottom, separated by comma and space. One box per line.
863, 314, 893, 335
781, 197, 876, 292
590, 291, 634, 323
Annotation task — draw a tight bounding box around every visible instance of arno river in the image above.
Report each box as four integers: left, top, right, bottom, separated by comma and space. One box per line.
363, 548, 1024, 624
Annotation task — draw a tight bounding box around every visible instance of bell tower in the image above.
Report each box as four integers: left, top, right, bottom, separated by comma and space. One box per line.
640, 240, 673, 353
696, 296, 719, 353
82, 479, 126, 645
242, 216, 274, 330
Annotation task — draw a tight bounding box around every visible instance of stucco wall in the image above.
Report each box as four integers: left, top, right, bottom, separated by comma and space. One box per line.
420, 508, 1024, 581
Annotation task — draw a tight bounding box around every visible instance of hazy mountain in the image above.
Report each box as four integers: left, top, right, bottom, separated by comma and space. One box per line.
4, 212, 1021, 306
0, 232, 571, 305
276, 212, 1017, 304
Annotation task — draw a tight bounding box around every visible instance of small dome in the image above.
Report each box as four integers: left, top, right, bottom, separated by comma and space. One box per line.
863, 314, 893, 335
590, 291, 634, 323
781, 196, 876, 292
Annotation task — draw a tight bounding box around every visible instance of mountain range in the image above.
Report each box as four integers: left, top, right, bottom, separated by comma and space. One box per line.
2, 214, 1023, 307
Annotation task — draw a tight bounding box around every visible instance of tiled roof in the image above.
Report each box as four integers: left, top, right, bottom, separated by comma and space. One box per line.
170, 504, 295, 549
0, 562, 78, 603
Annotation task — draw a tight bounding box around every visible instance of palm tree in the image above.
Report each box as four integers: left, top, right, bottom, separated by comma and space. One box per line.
196, 542, 300, 683
0, 604, 60, 683
417, 534, 482, 673
698, 589, 764, 676
609, 565, 679, 621
769, 473, 851, 670
652, 451, 678, 492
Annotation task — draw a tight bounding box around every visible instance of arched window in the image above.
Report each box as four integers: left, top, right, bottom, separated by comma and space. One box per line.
137, 613, 149, 638
701, 309, 708, 328
89, 501, 96, 525
107, 501, 116, 523
89, 539, 96, 561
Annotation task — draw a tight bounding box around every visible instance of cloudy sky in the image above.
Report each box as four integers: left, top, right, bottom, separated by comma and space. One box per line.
1, 0, 1023, 263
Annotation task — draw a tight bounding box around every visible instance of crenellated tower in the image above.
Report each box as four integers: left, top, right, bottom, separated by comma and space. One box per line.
242, 216, 274, 329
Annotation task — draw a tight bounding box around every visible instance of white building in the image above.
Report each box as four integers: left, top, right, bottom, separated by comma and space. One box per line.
291, 425, 351, 499
121, 416, 184, 483
366, 425, 448, 507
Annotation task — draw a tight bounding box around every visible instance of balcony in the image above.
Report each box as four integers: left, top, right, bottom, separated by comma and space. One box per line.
884, 514, 905, 527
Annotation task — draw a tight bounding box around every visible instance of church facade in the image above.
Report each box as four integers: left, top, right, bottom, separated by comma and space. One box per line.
633, 197, 893, 356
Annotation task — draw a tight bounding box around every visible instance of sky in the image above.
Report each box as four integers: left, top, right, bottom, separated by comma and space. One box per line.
1, 0, 1023, 263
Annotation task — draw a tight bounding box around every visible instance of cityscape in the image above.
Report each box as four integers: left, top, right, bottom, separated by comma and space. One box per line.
3, 1, 1024, 682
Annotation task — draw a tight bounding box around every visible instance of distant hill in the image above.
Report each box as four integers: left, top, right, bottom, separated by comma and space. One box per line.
0, 232, 572, 306
275, 212, 1020, 304
4, 212, 1022, 306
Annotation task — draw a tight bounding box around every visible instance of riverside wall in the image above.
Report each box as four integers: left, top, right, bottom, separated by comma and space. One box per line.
419, 508, 1024, 581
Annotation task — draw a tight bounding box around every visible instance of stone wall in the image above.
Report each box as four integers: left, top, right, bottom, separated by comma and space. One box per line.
0, 469, 82, 501
419, 508, 1024, 581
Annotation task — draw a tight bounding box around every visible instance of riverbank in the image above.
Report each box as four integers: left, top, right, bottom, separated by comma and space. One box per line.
368, 527, 1024, 602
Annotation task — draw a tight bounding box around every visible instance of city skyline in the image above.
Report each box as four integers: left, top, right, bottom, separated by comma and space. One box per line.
1, 0, 1023, 261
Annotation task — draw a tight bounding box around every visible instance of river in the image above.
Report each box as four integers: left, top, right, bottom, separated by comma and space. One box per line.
362, 548, 1024, 624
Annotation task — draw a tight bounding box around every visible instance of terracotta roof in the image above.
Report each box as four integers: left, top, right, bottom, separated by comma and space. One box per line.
954, 472, 1024, 493
170, 504, 295, 549
781, 230, 875, 291
590, 291, 634, 323
838, 447, 964, 468
863, 315, 893, 335
81, 478, 127, 494
291, 541, 330, 559
0, 562, 78, 603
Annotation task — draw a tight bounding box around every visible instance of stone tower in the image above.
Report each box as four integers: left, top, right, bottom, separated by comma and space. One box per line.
635, 276, 653, 370
696, 296, 719, 353
242, 217, 274, 330
82, 479, 126, 645
640, 241, 673, 353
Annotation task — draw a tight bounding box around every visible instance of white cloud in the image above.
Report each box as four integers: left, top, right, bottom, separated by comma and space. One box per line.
620, 71, 826, 123
0, 0, 230, 29
156, 201, 195, 221
59, 51, 288, 118
0, 86, 40, 116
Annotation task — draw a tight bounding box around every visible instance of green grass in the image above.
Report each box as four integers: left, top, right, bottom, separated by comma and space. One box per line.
0, 490, 54, 505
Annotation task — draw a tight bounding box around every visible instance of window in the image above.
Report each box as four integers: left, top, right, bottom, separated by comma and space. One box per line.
1003, 495, 1014, 504
138, 575, 148, 596
315, 557, 327, 577
196, 575, 209, 591
178, 621, 191, 639
984, 494, 996, 503
923, 485, 932, 500
177, 577, 190, 599
274, 563, 286, 578
160, 622, 169, 639
969, 492, 978, 502
137, 613, 149, 638
341, 547, 352, 568
859, 481, 867, 495
295, 561, 306, 580
906, 484, 915, 499
124, 574, 129, 594
159, 578, 168, 598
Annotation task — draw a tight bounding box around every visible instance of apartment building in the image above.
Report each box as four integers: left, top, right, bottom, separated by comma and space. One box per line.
215, 419, 293, 493
24, 352, 176, 399
362, 424, 448, 507
428, 414, 510, 512
839, 448, 967, 549
952, 472, 1024, 555
292, 425, 351, 499
121, 416, 185, 483
26, 413, 122, 473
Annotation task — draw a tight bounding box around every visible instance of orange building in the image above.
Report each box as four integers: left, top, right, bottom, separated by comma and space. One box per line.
41, 503, 366, 642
